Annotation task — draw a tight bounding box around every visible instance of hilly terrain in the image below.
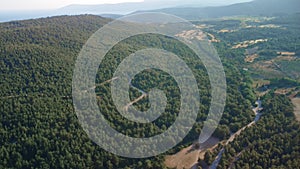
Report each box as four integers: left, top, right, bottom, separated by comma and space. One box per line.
0, 10, 300, 169
0, 14, 257, 168
0, 15, 268, 169
147, 0, 300, 19
191, 13, 300, 168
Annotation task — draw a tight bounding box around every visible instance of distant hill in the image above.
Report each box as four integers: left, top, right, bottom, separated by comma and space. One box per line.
55, 0, 253, 15
54, 1, 180, 15
0, 0, 254, 22
146, 0, 300, 19
3, 0, 296, 22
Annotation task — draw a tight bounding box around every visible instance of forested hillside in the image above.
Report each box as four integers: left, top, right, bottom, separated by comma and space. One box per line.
205, 93, 300, 169
150, 0, 300, 19
0, 15, 260, 168
195, 14, 300, 169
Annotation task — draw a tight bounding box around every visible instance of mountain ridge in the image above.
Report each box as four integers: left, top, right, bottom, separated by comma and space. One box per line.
144, 0, 300, 19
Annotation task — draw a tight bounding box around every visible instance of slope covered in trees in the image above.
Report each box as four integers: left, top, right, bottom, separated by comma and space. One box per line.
0, 15, 274, 168
205, 93, 300, 169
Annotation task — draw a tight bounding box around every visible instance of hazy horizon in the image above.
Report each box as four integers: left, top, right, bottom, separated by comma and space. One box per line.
0, 0, 259, 22
1, 0, 253, 11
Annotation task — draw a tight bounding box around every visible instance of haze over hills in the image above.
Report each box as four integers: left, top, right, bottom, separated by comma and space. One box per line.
55, 0, 252, 15
0, 0, 253, 22
1, 0, 300, 168
147, 0, 300, 19
1, 0, 299, 22
1, 13, 300, 168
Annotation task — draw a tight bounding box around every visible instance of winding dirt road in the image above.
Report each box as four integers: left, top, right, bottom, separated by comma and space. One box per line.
210, 100, 263, 169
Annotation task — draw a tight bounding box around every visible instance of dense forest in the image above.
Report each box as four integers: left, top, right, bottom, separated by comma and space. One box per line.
0, 14, 299, 168
204, 93, 300, 168
198, 13, 300, 169
0, 15, 258, 168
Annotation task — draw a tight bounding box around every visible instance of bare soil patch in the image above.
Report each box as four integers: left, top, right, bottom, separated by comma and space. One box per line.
275, 88, 296, 95
218, 29, 234, 33
232, 39, 267, 49
175, 30, 206, 41
291, 97, 300, 122
245, 54, 259, 63
207, 33, 220, 43
277, 51, 296, 56
165, 137, 219, 169
165, 145, 200, 169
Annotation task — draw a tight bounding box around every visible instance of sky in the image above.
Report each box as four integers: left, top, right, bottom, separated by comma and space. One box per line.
0, 0, 253, 11
0, 0, 144, 11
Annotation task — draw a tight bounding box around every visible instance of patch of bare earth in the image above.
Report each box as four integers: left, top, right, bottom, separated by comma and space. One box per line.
275, 88, 296, 95
245, 54, 259, 63
195, 24, 213, 29
207, 33, 220, 43
258, 24, 281, 28
232, 39, 267, 49
277, 51, 296, 56
165, 137, 219, 169
276, 55, 297, 61
291, 97, 300, 122
218, 29, 234, 33
165, 145, 200, 169
175, 30, 206, 41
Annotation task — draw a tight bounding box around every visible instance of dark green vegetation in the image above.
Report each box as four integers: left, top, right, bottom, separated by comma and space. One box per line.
208, 93, 300, 169
269, 78, 300, 89
1, 12, 300, 168
0, 15, 256, 168
196, 13, 300, 169
151, 0, 300, 19
96, 33, 255, 141
194, 13, 300, 80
